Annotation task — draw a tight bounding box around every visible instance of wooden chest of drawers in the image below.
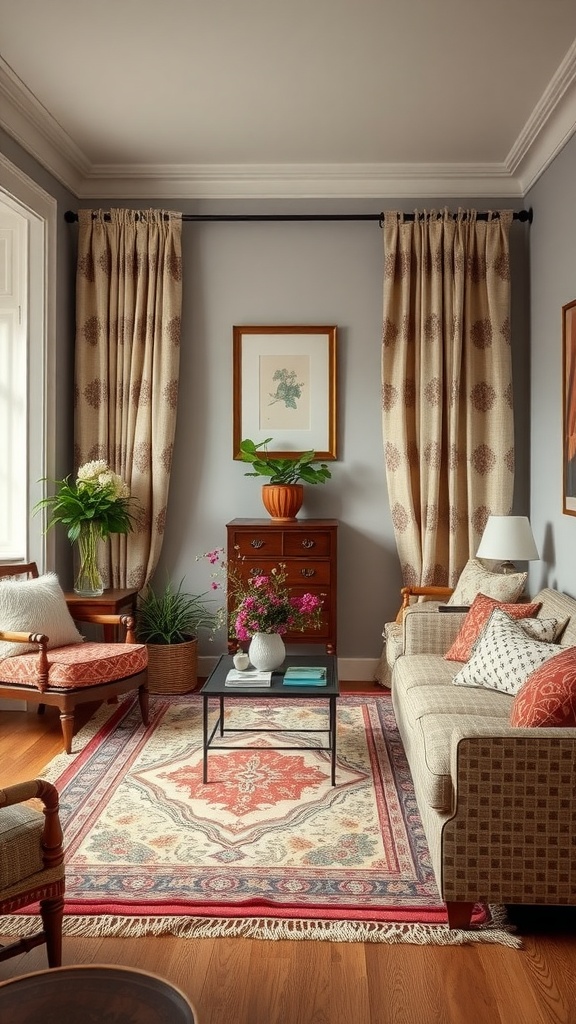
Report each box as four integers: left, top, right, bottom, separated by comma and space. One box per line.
226, 519, 338, 653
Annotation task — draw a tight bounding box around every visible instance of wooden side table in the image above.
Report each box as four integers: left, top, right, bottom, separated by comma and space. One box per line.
64, 588, 139, 641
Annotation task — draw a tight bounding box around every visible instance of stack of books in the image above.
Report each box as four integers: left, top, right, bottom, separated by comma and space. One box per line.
225, 669, 272, 687
282, 666, 327, 686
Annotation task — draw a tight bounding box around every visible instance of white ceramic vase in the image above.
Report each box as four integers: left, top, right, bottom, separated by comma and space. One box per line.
248, 632, 286, 671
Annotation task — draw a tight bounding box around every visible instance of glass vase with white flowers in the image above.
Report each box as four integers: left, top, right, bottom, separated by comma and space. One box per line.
34, 460, 139, 595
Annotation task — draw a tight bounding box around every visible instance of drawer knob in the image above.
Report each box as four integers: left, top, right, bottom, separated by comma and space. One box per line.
302, 539, 315, 549
301, 568, 316, 577
250, 539, 264, 549
249, 567, 263, 576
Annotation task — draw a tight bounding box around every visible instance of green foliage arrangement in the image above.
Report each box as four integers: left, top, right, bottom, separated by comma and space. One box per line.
34, 460, 137, 541
238, 437, 332, 486
136, 577, 224, 645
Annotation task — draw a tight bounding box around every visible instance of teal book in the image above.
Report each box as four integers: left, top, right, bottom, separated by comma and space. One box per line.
283, 666, 327, 686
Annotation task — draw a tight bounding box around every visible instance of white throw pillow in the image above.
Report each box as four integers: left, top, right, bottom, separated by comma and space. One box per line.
0, 572, 83, 659
448, 558, 526, 606
453, 608, 559, 695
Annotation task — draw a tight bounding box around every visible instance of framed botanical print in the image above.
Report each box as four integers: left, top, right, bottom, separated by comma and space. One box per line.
232, 325, 337, 459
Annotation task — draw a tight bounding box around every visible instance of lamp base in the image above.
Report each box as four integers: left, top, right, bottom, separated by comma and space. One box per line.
498, 560, 518, 574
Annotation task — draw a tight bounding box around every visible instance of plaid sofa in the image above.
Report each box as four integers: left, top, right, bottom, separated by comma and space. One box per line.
390, 588, 576, 927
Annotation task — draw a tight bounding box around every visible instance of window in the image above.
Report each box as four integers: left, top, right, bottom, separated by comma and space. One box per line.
0, 155, 56, 570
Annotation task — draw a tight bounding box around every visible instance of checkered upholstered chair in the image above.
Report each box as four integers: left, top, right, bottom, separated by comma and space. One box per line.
0, 779, 65, 967
0, 563, 149, 754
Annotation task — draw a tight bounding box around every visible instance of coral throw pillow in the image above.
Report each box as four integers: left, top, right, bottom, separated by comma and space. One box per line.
445, 593, 541, 662
510, 647, 576, 727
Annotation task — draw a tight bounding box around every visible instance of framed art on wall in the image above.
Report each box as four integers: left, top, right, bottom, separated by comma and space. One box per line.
563, 299, 576, 516
232, 325, 337, 459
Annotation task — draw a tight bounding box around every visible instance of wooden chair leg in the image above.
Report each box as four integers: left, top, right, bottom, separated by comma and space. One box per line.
138, 685, 149, 727
446, 901, 475, 929
59, 711, 75, 754
40, 894, 64, 967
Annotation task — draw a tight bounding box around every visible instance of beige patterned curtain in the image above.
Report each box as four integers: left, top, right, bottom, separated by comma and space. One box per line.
382, 209, 514, 587
75, 208, 183, 589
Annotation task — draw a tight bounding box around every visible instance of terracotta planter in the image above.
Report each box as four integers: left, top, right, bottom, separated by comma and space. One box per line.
261, 483, 304, 522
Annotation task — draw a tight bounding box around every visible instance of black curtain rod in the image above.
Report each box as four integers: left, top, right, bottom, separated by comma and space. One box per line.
64, 208, 533, 225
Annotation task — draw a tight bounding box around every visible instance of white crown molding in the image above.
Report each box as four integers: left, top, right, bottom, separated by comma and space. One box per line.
506, 39, 576, 194
0, 47, 574, 201
76, 161, 522, 200
0, 57, 87, 196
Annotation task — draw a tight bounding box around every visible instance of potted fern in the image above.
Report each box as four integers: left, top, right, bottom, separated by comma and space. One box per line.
136, 578, 223, 693
238, 437, 331, 521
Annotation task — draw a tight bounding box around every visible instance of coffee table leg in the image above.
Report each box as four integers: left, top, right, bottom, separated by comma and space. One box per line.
330, 696, 337, 785
203, 695, 208, 783
220, 695, 224, 736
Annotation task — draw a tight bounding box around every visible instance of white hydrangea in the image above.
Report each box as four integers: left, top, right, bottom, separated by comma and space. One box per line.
76, 461, 130, 498
77, 460, 109, 482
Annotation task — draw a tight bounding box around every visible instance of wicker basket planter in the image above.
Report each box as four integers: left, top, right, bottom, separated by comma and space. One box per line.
145, 636, 198, 694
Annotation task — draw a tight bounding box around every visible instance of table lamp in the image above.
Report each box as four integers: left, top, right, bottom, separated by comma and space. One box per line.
476, 515, 539, 573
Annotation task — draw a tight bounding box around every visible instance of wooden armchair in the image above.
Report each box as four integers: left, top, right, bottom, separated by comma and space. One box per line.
0, 779, 65, 967
0, 563, 148, 754
396, 585, 454, 622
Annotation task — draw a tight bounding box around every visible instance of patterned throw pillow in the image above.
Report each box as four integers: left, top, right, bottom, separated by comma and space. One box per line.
511, 647, 576, 727
452, 608, 560, 695
447, 558, 527, 606
444, 593, 541, 662
0, 573, 83, 659
519, 617, 566, 643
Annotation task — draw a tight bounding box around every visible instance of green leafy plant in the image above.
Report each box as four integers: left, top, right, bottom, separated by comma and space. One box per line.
34, 460, 137, 541
238, 437, 332, 485
136, 577, 224, 645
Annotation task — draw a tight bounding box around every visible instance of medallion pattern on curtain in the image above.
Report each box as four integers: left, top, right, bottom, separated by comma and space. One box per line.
382, 209, 514, 588
75, 209, 183, 590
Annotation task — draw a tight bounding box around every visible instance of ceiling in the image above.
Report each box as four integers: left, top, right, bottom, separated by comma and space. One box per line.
2, 0, 576, 200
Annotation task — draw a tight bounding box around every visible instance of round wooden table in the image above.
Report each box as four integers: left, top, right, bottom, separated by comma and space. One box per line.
0, 964, 197, 1023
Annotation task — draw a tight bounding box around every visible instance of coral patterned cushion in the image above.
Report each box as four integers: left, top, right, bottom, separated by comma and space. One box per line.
0, 642, 147, 690
445, 593, 541, 662
510, 647, 576, 727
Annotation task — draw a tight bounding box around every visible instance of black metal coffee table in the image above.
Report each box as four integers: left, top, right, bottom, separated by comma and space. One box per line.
201, 654, 339, 785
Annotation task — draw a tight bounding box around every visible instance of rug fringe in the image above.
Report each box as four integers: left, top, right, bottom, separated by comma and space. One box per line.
0, 909, 521, 947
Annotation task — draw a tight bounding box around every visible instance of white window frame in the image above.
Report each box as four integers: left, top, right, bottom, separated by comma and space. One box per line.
0, 154, 57, 572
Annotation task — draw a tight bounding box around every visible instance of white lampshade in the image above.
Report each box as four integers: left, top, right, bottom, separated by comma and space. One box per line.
476, 515, 539, 563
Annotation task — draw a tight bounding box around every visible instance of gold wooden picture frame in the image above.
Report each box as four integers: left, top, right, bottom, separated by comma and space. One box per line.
562, 299, 576, 516
232, 325, 337, 460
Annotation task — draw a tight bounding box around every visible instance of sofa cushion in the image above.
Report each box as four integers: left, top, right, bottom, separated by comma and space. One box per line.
0, 573, 83, 659
445, 593, 541, 662
447, 558, 526, 606
453, 608, 561, 696
510, 647, 576, 727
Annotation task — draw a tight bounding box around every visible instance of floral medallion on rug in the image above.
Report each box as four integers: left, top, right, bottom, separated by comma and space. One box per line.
3, 692, 519, 945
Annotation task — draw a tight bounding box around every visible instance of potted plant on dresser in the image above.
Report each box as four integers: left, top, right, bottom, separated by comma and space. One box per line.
136, 578, 222, 693
238, 437, 332, 521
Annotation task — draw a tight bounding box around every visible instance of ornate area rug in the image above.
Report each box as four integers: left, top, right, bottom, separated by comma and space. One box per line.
4, 692, 519, 945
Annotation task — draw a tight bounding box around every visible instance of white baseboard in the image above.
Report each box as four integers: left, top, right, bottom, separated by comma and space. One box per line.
198, 655, 380, 683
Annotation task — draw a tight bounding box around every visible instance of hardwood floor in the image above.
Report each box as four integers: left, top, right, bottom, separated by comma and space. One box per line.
1, 690, 575, 1024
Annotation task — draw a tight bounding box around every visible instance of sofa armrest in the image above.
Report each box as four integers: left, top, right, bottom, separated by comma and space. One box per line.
442, 725, 576, 903
402, 605, 467, 656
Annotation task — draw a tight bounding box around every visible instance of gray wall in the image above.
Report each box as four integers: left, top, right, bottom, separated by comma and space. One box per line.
0, 131, 532, 669
528, 132, 576, 598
